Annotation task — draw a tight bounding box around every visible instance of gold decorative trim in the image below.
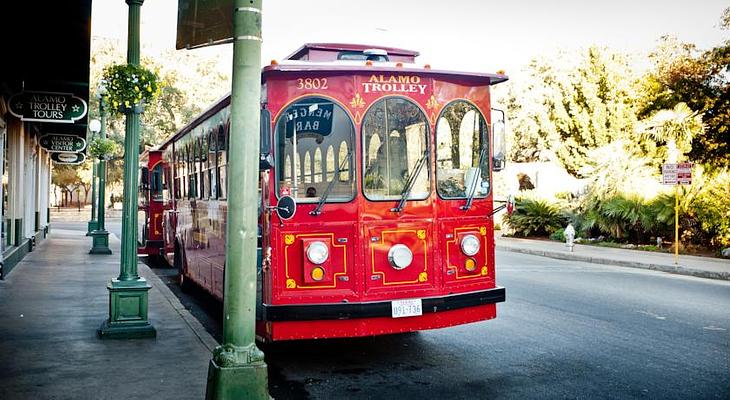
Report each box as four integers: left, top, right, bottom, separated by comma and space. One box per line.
446, 226, 488, 280
370, 229, 429, 285
426, 94, 439, 110
350, 92, 366, 108
284, 234, 295, 245
480, 226, 487, 236
417, 229, 427, 240
284, 233, 348, 289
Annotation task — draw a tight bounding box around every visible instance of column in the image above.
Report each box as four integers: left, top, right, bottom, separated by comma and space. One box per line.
205, 1, 268, 398
98, 0, 155, 339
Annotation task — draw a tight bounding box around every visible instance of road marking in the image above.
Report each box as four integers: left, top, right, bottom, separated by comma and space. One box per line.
702, 326, 726, 331
636, 310, 667, 320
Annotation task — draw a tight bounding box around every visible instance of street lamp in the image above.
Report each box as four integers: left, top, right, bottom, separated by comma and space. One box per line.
89, 84, 111, 255
98, 0, 155, 339
86, 118, 101, 235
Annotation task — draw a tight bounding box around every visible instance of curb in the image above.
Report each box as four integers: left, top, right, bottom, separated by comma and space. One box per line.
496, 245, 730, 281
139, 263, 220, 352
106, 232, 219, 352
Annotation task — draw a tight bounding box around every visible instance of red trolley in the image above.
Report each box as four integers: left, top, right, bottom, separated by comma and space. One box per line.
148, 43, 508, 341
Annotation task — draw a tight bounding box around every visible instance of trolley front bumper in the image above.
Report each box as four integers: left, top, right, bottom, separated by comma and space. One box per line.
263, 286, 505, 322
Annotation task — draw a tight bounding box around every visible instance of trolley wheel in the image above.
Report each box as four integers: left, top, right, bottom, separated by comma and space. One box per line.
174, 242, 193, 293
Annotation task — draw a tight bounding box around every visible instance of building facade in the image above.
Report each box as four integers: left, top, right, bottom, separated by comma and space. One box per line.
0, 0, 92, 277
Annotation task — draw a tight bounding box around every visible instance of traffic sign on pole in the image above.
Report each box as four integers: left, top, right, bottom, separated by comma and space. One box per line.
662, 163, 692, 185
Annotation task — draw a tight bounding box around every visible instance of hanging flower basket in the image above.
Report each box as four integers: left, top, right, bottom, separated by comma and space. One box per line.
101, 63, 161, 114
88, 137, 118, 160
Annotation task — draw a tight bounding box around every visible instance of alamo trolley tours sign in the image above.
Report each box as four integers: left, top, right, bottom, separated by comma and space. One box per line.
39, 134, 86, 153
8, 91, 88, 123
50, 152, 86, 165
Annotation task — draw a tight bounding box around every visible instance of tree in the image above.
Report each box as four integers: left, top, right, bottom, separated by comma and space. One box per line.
52, 165, 80, 206
639, 10, 730, 170
505, 47, 641, 177
639, 102, 704, 163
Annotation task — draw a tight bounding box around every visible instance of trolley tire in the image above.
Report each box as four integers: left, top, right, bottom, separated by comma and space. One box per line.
174, 242, 193, 293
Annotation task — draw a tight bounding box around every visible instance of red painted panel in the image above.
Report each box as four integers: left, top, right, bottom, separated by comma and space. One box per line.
272, 223, 358, 304
363, 222, 436, 298
439, 219, 495, 291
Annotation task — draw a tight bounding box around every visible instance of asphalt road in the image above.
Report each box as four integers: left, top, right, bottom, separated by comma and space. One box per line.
145, 249, 730, 400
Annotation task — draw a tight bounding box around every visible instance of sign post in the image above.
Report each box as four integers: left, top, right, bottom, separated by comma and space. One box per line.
662, 163, 692, 265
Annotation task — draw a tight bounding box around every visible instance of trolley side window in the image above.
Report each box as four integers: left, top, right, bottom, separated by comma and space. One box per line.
436, 101, 490, 199
363, 97, 430, 201
150, 163, 164, 201
275, 96, 355, 203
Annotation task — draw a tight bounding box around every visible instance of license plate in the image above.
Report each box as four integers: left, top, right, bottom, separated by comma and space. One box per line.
391, 299, 423, 318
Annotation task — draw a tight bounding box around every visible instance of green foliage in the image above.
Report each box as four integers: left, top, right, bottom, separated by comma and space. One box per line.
88, 137, 118, 160
549, 228, 565, 241
639, 35, 730, 170
575, 169, 730, 249
505, 47, 641, 176
102, 63, 162, 112
503, 197, 565, 237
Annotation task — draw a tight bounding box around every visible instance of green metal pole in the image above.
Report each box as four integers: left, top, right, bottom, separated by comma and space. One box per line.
98, 0, 154, 339
206, 1, 268, 398
87, 155, 97, 235
97, 102, 107, 233
90, 97, 111, 255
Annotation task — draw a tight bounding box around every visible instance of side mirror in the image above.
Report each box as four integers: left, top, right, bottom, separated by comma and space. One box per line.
275, 195, 296, 220
260, 108, 271, 156
491, 108, 507, 172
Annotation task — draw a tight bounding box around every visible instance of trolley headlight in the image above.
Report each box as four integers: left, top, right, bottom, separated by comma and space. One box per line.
388, 244, 413, 270
460, 234, 480, 256
306, 241, 329, 265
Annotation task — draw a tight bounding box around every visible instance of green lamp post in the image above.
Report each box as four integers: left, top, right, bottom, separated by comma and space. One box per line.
90, 83, 112, 255
86, 119, 99, 235
205, 1, 268, 398
98, 0, 155, 339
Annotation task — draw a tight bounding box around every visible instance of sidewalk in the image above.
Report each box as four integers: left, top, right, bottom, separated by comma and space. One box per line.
0, 227, 217, 399
496, 235, 730, 281
49, 207, 123, 222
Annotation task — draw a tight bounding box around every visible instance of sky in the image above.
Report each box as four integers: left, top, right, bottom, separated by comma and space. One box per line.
92, 0, 728, 78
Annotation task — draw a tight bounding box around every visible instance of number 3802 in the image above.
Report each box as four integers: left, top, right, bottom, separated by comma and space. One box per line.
296, 78, 328, 90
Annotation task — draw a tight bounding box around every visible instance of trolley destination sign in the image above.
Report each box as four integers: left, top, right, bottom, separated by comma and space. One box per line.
39, 134, 86, 153
8, 91, 88, 123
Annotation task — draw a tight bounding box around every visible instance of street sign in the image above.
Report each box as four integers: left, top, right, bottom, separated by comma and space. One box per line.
50, 152, 86, 165
676, 162, 692, 185
662, 163, 692, 185
39, 134, 86, 153
176, 0, 233, 50
8, 91, 88, 123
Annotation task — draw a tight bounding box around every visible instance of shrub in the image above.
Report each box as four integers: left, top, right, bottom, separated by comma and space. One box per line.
503, 197, 565, 237
550, 228, 565, 241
